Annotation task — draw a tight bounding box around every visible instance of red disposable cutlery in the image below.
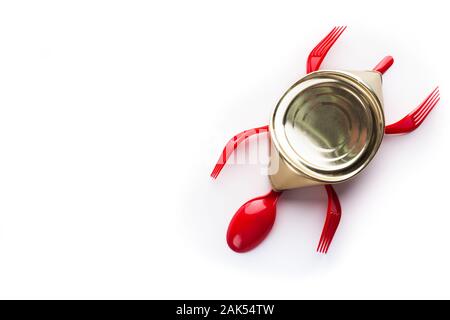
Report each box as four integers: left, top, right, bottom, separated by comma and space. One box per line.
385, 87, 440, 134
373, 55, 394, 74
227, 190, 282, 253
215, 27, 349, 254
212, 26, 439, 256
307, 26, 347, 73
210, 126, 268, 179
317, 185, 342, 254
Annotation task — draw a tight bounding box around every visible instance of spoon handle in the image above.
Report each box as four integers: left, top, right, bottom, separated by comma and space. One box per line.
373, 56, 394, 74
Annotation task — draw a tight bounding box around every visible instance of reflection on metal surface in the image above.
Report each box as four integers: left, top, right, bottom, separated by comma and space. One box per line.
269, 70, 385, 190
284, 83, 372, 171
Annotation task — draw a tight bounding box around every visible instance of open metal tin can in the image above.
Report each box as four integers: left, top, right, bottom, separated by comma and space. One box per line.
269, 70, 385, 191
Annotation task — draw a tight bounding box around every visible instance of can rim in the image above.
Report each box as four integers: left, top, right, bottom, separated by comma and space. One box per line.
270, 70, 385, 184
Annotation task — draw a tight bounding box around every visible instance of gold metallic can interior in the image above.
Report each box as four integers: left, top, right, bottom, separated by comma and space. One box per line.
270, 71, 385, 183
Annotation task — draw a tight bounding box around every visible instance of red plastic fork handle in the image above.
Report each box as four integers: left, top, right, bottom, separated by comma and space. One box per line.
385, 118, 416, 134
307, 56, 323, 74
373, 56, 394, 75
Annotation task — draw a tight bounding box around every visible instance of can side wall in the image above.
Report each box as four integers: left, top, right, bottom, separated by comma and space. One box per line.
268, 140, 323, 191
350, 70, 384, 109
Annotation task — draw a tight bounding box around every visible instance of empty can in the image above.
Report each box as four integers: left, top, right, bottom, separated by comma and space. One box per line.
269, 70, 385, 191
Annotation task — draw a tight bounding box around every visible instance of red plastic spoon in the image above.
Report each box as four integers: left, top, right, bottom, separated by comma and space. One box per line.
227, 190, 282, 253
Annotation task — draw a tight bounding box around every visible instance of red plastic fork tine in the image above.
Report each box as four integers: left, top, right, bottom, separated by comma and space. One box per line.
411, 86, 439, 115
317, 217, 330, 252
317, 185, 342, 254
413, 94, 440, 126
321, 215, 339, 253
210, 125, 269, 179
312, 27, 337, 54
385, 86, 440, 134
307, 26, 346, 73
320, 216, 334, 253
317, 26, 346, 56
412, 87, 439, 115
323, 26, 346, 52
323, 215, 340, 253
412, 87, 439, 122
313, 27, 338, 55
318, 228, 328, 252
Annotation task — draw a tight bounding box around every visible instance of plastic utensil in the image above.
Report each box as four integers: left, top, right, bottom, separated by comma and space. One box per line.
226, 185, 342, 254
317, 185, 342, 253
212, 25, 439, 257
385, 87, 440, 134
226, 190, 282, 253
307, 26, 346, 73
373, 56, 394, 74
210, 125, 269, 179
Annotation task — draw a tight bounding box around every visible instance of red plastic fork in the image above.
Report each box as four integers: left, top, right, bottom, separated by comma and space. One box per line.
210, 125, 269, 179
317, 185, 342, 254
307, 26, 346, 73
385, 87, 440, 134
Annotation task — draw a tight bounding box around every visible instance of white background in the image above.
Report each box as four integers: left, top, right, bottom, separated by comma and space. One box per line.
0, 0, 449, 299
